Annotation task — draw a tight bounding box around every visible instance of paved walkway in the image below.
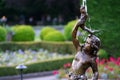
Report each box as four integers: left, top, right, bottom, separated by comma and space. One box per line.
23, 75, 67, 80
0, 71, 55, 80
0, 70, 114, 80
23, 75, 57, 80
0, 71, 67, 80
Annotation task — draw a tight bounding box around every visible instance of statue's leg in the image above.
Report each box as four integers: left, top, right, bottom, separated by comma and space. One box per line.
72, 60, 83, 72
90, 61, 99, 80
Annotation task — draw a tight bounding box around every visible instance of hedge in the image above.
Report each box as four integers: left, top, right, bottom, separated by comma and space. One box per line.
0, 56, 73, 76
0, 26, 7, 41
0, 41, 75, 54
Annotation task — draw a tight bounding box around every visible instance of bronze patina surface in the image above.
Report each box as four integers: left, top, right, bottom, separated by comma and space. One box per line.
69, 6, 100, 80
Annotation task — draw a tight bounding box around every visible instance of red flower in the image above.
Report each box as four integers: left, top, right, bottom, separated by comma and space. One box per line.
64, 64, 67, 68
52, 70, 58, 75
99, 59, 106, 65
105, 65, 109, 69
67, 63, 71, 67
96, 58, 99, 64
109, 57, 115, 62
115, 61, 120, 66
117, 57, 120, 61
63, 62, 71, 68
109, 67, 113, 72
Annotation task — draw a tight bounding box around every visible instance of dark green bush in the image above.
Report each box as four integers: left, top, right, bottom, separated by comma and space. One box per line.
86, 0, 120, 57
40, 27, 56, 40
0, 26, 7, 41
97, 49, 109, 59
12, 25, 35, 41
0, 41, 75, 54
0, 56, 73, 76
43, 31, 65, 42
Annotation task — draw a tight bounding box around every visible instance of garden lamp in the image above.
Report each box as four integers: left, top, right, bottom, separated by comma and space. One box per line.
16, 64, 27, 80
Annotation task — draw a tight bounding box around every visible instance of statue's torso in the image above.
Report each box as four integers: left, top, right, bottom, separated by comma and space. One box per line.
71, 51, 95, 75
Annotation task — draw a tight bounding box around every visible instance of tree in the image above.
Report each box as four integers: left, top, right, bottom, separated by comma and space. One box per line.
0, 0, 5, 10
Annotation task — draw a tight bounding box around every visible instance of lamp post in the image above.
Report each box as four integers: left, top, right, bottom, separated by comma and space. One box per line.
16, 64, 27, 80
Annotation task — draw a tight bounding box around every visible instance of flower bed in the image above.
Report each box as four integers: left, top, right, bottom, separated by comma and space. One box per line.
58, 57, 120, 79
0, 49, 72, 66
0, 49, 74, 76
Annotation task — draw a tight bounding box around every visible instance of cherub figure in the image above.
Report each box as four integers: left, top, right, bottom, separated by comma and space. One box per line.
69, 6, 101, 80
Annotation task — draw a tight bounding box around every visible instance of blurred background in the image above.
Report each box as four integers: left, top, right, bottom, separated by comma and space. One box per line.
0, 0, 120, 80
0, 0, 80, 25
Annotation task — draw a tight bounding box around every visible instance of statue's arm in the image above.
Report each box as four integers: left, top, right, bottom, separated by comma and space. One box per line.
79, 13, 93, 34
83, 26, 93, 34
72, 22, 81, 51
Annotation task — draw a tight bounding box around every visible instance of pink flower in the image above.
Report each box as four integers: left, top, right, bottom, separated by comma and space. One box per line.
64, 64, 67, 68
67, 63, 71, 67
99, 59, 106, 65
96, 58, 99, 64
52, 70, 59, 75
117, 57, 120, 61
104, 64, 109, 71
109, 56, 115, 62
105, 65, 109, 69
109, 67, 113, 72
63, 62, 71, 68
115, 61, 120, 66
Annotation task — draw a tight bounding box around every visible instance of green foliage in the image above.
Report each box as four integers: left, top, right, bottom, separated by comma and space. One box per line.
0, 41, 75, 54
40, 27, 56, 40
64, 20, 88, 43
64, 0, 120, 56
64, 20, 77, 41
12, 25, 35, 41
0, 26, 7, 41
97, 49, 109, 59
86, 0, 120, 56
0, 56, 73, 76
0, 0, 5, 10
43, 31, 65, 42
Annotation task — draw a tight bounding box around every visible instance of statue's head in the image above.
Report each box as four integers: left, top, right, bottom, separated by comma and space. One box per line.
80, 6, 86, 13
84, 34, 100, 50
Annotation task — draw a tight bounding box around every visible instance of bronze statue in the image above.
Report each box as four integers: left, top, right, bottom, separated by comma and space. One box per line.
69, 6, 101, 80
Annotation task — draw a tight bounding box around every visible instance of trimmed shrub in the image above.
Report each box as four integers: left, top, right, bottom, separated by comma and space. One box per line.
0, 41, 75, 54
40, 27, 56, 40
43, 31, 65, 42
64, 20, 88, 43
0, 56, 73, 76
64, 20, 76, 41
0, 26, 7, 41
12, 25, 35, 41
97, 49, 109, 59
